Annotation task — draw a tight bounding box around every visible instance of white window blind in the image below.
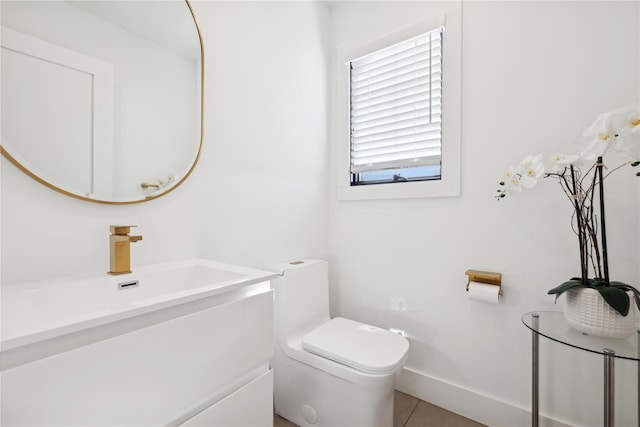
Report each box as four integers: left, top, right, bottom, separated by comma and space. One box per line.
349, 27, 443, 175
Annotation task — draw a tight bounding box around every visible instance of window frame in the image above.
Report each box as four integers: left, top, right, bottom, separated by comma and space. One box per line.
336, 17, 461, 201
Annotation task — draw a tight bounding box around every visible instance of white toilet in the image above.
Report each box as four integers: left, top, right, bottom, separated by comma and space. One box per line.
266, 259, 409, 427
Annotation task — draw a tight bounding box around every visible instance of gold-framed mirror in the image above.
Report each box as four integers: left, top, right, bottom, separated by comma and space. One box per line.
0, 0, 204, 204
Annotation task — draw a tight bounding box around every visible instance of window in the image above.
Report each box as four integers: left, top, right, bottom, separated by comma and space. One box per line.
348, 28, 443, 186
335, 15, 461, 201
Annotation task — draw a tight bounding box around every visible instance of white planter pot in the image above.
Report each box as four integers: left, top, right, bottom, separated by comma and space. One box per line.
563, 287, 637, 339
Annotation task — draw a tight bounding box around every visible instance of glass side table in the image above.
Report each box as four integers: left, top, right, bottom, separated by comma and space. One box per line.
522, 311, 639, 427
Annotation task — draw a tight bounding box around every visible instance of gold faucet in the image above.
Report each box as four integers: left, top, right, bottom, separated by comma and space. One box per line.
109, 225, 143, 275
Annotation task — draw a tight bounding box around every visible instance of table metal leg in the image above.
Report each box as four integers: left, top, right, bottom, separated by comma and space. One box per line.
532, 313, 539, 427
604, 348, 615, 427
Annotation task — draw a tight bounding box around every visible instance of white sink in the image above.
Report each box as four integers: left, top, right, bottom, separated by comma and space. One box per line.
1, 259, 276, 354
23, 263, 244, 319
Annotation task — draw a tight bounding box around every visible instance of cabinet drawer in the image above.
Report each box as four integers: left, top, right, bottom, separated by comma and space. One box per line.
182, 369, 273, 427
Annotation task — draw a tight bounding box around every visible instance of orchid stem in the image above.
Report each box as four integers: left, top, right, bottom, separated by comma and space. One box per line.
597, 156, 610, 284
570, 165, 588, 285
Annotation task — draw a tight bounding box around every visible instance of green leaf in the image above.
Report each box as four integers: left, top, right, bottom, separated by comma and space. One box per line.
596, 286, 630, 316
588, 278, 609, 288
609, 281, 630, 288
610, 282, 640, 312
548, 279, 584, 303
548, 279, 583, 295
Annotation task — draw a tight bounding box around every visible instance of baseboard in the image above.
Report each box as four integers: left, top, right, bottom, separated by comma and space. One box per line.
396, 366, 572, 427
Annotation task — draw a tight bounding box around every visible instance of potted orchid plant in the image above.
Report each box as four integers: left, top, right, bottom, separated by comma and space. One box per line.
497, 103, 640, 338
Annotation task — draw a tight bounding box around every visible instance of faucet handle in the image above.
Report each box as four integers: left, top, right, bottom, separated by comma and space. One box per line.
110, 225, 137, 235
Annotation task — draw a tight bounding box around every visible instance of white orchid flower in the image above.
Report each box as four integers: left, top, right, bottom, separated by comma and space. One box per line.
503, 166, 522, 195
577, 104, 640, 160
517, 154, 545, 189
576, 110, 617, 160
551, 153, 581, 171
611, 103, 640, 160
516, 154, 541, 175
609, 103, 640, 134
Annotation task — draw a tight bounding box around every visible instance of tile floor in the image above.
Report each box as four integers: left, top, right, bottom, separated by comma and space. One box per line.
274, 390, 486, 427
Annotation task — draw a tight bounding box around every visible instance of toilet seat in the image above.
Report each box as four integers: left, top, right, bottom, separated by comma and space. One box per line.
302, 317, 409, 375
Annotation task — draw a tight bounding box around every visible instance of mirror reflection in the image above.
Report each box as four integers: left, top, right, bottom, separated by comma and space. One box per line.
1, 0, 203, 203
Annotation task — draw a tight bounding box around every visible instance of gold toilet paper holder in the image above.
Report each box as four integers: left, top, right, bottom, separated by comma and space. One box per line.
465, 269, 503, 296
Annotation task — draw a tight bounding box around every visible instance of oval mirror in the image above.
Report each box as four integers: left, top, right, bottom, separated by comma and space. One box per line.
0, 0, 203, 204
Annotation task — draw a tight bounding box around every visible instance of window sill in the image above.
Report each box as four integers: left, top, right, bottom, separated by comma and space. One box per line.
337, 178, 460, 201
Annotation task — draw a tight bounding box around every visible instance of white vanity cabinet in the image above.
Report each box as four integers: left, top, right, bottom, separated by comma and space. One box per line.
1, 281, 274, 426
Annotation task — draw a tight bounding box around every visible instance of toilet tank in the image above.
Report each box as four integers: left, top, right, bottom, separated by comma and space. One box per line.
266, 259, 330, 339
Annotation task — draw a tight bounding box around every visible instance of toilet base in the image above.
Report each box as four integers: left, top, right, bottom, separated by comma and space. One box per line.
273, 346, 397, 427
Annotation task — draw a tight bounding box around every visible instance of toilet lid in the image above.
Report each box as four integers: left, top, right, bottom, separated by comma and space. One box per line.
302, 317, 409, 374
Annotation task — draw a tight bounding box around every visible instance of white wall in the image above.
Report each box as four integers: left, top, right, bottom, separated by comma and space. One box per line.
1, 1, 330, 282
328, 1, 639, 426
191, 1, 330, 268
